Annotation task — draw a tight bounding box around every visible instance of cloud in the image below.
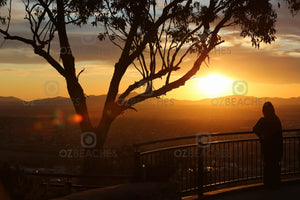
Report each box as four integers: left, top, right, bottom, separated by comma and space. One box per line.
0, 67, 30, 76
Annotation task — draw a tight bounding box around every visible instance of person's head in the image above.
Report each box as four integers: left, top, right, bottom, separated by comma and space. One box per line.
262, 101, 275, 118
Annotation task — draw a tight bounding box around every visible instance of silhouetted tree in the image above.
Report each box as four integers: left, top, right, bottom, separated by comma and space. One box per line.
0, 0, 299, 150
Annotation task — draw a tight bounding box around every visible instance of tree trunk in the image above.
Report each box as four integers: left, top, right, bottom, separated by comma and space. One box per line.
95, 60, 128, 147
80, 110, 117, 181
65, 75, 93, 132
78, 61, 127, 178
95, 103, 122, 148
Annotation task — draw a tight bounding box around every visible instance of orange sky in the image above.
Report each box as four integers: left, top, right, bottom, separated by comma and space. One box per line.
0, 2, 299, 101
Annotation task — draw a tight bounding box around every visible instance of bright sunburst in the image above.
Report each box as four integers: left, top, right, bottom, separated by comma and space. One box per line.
197, 74, 232, 98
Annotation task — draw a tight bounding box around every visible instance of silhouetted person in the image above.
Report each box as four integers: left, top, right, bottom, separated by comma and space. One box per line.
253, 102, 283, 190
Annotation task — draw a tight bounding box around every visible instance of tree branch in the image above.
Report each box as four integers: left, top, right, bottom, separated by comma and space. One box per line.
0, 29, 65, 77
118, 66, 180, 101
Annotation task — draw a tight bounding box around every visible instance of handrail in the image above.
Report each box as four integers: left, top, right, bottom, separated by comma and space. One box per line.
134, 128, 300, 148
140, 144, 197, 155
140, 135, 300, 155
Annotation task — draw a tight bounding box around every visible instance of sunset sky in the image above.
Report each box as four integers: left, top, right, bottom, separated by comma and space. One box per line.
0, 1, 299, 101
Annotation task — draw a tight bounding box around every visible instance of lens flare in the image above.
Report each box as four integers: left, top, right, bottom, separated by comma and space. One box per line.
52, 109, 64, 126
69, 114, 83, 124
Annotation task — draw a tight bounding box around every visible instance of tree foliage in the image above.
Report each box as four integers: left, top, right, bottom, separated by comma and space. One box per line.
283, 0, 300, 15
0, 0, 7, 24
90, 0, 278, 113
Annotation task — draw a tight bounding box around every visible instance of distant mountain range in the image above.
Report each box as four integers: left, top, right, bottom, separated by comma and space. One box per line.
0, 94, 300, 107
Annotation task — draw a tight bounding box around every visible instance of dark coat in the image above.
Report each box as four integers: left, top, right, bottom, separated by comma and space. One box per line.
253, 115, 283, 162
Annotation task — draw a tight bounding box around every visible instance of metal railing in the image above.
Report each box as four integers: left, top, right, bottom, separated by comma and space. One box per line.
133, 129, 300, 196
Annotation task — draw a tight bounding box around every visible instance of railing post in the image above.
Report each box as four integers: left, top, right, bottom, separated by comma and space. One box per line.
198, 141, 204, 199
133, 146, 142, 182
65, 180, 72, 193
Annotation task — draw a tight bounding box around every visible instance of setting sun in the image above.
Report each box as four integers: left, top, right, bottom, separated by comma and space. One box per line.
197, 74, 232, 98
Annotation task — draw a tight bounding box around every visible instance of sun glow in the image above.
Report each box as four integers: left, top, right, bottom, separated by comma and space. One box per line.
197, 74, 232, 98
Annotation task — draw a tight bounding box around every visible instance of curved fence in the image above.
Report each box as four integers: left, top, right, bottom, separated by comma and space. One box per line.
133, 129, 300, 196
